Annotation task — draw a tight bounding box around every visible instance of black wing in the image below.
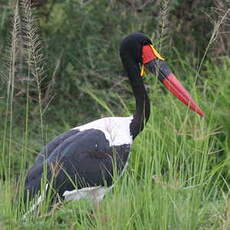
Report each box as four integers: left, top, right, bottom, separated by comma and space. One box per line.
25, 129, 130, 200
34, 129, 80, 165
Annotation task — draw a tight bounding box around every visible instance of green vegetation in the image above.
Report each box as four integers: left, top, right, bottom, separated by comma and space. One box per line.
0, 0, 229, 229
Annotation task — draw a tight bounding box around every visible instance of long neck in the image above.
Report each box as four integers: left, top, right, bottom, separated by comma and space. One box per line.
125, 60, 150, 139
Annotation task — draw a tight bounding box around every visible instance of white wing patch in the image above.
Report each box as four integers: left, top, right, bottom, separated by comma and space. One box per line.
72, 116, 133, 146
63, 186, 111, 202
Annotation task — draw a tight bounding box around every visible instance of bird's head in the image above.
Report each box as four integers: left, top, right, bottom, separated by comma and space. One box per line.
120, 32, 204, 117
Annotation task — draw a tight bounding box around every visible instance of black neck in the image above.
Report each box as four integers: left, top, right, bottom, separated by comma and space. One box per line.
125, 60, 150, 139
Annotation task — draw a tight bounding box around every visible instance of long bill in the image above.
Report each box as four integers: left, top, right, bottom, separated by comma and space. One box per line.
142, 45, 205, 117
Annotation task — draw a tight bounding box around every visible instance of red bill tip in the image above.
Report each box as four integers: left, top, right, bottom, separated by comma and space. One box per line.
162, 74, 205, 116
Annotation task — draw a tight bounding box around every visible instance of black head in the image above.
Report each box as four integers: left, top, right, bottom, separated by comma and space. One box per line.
119, 32, 153, 81
119, 32, 205, 117
120, 32, 152, 65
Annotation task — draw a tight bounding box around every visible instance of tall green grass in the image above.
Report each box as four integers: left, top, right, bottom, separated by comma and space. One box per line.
0, 1, 229, 230
0, 58, 229, 229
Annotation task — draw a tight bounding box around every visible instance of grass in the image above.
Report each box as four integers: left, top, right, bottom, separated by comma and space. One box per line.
0, 57, 229, 229
0, 1, 229, 229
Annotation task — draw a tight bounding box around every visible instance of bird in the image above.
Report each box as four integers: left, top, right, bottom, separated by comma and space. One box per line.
24, 32, 204, 208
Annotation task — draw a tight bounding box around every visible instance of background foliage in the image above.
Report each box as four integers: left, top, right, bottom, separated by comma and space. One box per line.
0, 0, 229, 229
0, 0, 229, 124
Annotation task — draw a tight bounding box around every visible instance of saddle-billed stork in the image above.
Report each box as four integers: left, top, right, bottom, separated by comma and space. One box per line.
24, 32, 204, 207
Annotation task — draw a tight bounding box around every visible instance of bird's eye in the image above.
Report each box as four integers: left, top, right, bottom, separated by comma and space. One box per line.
142, 40, 149, 45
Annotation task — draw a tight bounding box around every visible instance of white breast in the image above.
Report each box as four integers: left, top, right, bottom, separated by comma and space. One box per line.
72, 116, 133, 146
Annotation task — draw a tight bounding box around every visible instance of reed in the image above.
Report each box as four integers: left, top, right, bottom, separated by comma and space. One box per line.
0, 1, 229, 229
